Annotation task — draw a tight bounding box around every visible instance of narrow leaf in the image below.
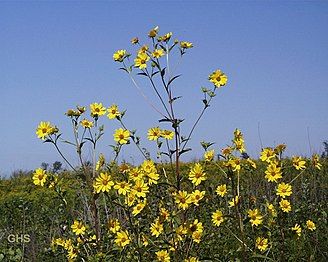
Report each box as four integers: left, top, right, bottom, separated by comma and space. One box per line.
161, 67, 166, 77
137, 72, 147, 77
179, 148, 192, 155
167, 75, 181, 87
159, 118, 172, 123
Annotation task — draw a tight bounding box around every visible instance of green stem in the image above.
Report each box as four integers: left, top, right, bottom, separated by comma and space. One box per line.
52, 140, 76, 171
118, 119, 148, 160
145, 69, 172, 119
123, 62, 167, 118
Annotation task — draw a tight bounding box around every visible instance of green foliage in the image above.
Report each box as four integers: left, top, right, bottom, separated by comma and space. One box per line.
0, 160, 327, 261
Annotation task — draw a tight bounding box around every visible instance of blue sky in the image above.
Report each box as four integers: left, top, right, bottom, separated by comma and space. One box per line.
1, 1, 327, 176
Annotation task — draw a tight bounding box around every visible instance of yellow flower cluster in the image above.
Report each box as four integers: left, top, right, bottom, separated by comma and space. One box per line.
248, 209, 263, 227
233, 129, 245, 153
34, 26, 324, 260
148, 127, 174, 140
204, 149, 215, 161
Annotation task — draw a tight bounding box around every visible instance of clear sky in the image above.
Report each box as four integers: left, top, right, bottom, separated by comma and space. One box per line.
1, 1, 328, 176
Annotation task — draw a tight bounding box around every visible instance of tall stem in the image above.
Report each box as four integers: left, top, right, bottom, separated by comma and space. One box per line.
52, 141, 76, 172
123, 62, 167, 118
231, 172, 247, 261
180, 97, 213, 152
165, 44, 181, 189
118, 119, 149, 160
92, 131, 101, 242
146, 69, 172, 119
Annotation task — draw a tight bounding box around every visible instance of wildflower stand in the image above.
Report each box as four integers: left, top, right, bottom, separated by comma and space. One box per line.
33, 26, 321, 261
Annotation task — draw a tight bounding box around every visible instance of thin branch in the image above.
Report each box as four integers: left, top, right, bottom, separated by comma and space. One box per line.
123, 62, 167, 118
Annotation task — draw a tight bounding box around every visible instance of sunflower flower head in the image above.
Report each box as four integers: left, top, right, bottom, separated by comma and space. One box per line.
132, 199, 147, 216
152, 48, 165, 58
71, 220, 86, 236
150, 218, 164, 237
311, 154, 322, 170
93, 172, 115, 193
36, 121, 58, 140
188, 163, 206, 186
132, 179, 149, 198
107, 219, 121, 234
291, 223, 302, 237
306, 220, 316, 231
260, 148, 276, 163
115, 230, 130, 248
190, 190, 205, 206
113, 128, 130, 144
32, 168, 47, 186
173, 190, 191, 210
155, 250, 170, 262
161, 129, 174, 140
148, 26, 159, 38
113, 49, 127, 62
216, 184, 227, 197
204, 150, 215, 161
276, 182, 292, 198
279, 199, 292, 213
107, 104, 121, 119
148, 127, 162, 141
265, 162, 282, 183
180, 41, 193, 49
90, 103, 106, 118
292, 156, 306, 170
134, 52, 150, 69
212, 209, 224, 227
208, 69, 228, 88
256, 237, 268, 252
114, 181, 131, 195
248, 208, 263, 226
80, 119, 93, 129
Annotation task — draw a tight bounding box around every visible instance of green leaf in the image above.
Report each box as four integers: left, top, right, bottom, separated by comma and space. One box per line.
85, 138, 94, 144
120, 110, 127, 118
159, 44, 166, 50
200, 141, 215, 150
137, 72, 147, 77
169, 41, 178, 52
152, 70, 160, 77
61, 140, 76, 146
119, 67, 128, 73
167, 75, 181, 87
79, 141, 85, 149
202, 99, 208, 106
208, 91, 216, 97
171, 96, 182, 102
201, 87, 209, 93
180, 148, 192, 155
159, 118, 172, 123
161, 67, 166, 77
161, 152, 170, 157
